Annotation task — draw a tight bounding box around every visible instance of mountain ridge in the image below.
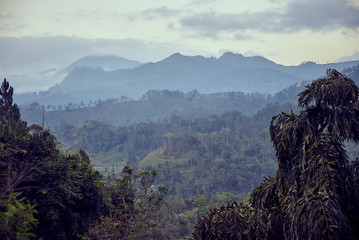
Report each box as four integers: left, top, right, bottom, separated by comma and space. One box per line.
14, 52, 359, 106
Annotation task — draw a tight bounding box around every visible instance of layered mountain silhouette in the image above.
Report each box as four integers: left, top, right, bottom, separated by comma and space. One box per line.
15, 52, 359, 105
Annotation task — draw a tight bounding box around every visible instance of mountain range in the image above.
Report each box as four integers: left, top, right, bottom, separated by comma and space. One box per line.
14, 52, 359, 106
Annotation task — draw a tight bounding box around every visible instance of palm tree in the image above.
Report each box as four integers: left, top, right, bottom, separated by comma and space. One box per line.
193, 69, 359, 239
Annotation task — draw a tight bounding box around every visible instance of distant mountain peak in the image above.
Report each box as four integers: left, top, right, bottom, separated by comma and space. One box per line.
158, 52, 190, 65
60, 55, 142, 74
15, 52, 359, 107
220, 52, 244, 58
159, 52, 212, 65
218, 51, 278, 68
299, 61, 317, 66
171, 52, 183, 57
163, 52, 184, 60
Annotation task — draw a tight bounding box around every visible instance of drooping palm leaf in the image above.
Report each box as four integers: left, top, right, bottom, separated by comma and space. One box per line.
193, 69, 359, 240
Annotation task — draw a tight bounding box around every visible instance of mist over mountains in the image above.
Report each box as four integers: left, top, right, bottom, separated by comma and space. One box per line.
14, 52, 359, 106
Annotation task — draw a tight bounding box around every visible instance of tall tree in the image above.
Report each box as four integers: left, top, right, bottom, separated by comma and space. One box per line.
89, 166, 167, 239
0, 78, 29, 199
0, 79, 106, 240
193, 69, 359, 239
0, 78, 20, 125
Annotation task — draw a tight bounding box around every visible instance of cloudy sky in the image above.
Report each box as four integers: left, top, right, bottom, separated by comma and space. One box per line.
1, 0, 359, 91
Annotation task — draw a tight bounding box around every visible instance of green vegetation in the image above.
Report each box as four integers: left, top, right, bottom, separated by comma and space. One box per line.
0, 78, 106, 239
54, 104, 299, 200
193, 69, 359, 239
2, 67, 358, 239
0, 79, 167, 239
0, 192, 38, 240
3, 77, 250, 239
87, 166, 167, 239
18, 63, 359, 131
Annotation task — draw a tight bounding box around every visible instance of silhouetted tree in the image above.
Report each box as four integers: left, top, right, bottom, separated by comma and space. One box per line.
1, 79, 106, 240
0, 78, 21, 126
193, 69, 359, 239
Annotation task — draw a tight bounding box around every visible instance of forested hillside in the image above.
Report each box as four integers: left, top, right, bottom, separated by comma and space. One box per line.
17, 64, 359, 202
18, 63, 359, 131
2, 78, 227, 239
19, 90, 271, 128
53, 102, 301, 199
2, 68, 359, 239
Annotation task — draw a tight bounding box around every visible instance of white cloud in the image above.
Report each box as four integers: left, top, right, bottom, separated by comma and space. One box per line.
141, 7, 182, 20
0, 36, 191, 73
335, 50, 359, 62
0, 0, 358, 72
178, 0, 359, 39
277, 0, 359, 32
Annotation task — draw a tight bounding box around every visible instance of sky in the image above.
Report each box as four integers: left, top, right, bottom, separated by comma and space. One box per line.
1, 0, 359, 92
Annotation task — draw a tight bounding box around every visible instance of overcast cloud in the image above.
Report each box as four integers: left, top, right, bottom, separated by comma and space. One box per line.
0, 0, 359, 92
0, 37, 189, 73
179, 0, 359, 38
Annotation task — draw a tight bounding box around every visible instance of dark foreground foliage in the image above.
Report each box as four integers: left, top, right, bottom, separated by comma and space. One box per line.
193, 69, 359, 239
0, 78, 106, 239
0, 78, 167, 239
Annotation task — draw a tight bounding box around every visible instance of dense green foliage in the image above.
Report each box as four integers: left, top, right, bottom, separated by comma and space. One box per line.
3, 65, 359, 239
193, 69, 359, 239
53, 103, 298, 200
0, 192, 38, 240
0, 79, 171, 239
0, 79, 107, 239
87, 166, 168, 239
51, 86, 358, 204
